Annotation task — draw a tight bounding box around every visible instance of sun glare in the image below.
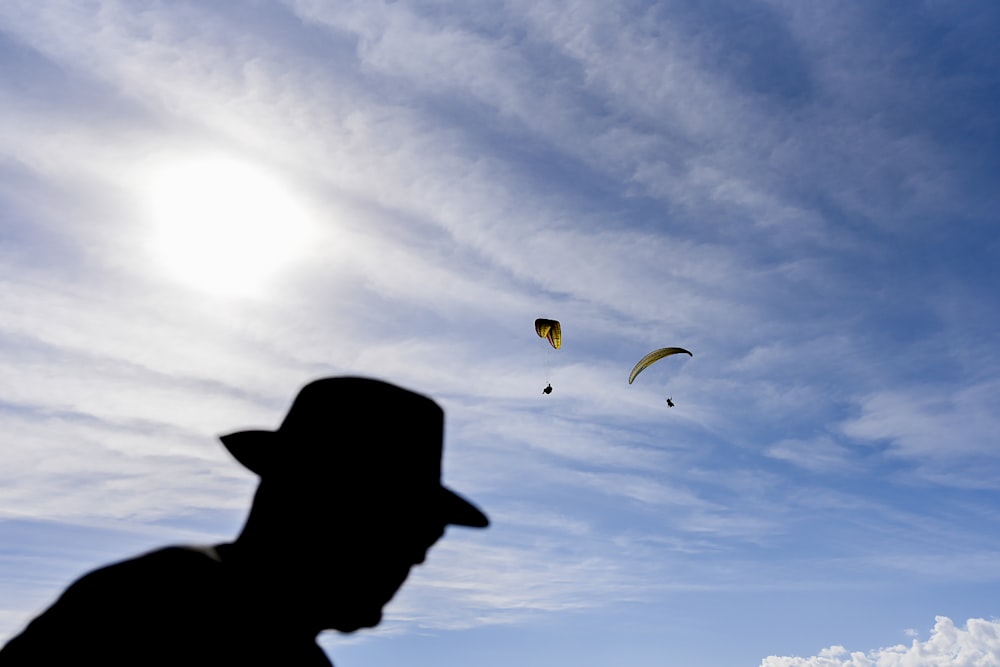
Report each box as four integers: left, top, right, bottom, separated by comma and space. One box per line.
143, 155, 316, 298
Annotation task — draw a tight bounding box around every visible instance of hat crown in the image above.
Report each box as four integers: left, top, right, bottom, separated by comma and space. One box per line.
275, 377, 443, 484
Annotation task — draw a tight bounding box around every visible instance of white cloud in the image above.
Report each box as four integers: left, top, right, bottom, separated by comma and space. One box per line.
766, 435, 855, 473
840, 381, 1000, 487
759, 616, 1000, 667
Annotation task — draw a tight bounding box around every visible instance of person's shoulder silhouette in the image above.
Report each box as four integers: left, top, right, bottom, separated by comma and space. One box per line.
1, 377, 488, 666
1, 546, 329, 664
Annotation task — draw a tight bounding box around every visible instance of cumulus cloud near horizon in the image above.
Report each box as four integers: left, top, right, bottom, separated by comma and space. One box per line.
760, 616, 1000, 667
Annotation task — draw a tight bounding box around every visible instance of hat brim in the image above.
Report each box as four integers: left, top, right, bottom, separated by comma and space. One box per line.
219, 430, 488, 528
219, 430, 272, 476
440, 487, 489, 528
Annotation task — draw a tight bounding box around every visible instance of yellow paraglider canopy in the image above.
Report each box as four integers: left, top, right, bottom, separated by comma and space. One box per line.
628, 347, 692, 384
535, 318, 562, 350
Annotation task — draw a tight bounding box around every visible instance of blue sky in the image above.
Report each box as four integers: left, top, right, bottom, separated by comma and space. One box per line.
2, 1, 999, 665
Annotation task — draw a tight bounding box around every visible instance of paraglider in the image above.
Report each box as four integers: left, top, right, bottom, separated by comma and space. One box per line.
628, 347, 692, 407
535, 318, 561, 394
534, 319, 561, 349
627, 347, 693, 385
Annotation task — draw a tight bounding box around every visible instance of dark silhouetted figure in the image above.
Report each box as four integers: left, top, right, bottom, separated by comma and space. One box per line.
542, 383, 553, 394
0, 377, 488, 666
666, 397, 675, 408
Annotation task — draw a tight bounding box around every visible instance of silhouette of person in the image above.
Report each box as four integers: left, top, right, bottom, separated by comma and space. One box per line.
666, 397, 674, 407
0, 377, 489, 666
542, 384, 552, 394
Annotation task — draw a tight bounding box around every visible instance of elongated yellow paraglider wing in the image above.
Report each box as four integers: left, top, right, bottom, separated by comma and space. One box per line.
534, 318, 562, 349
628, 347, 692, 384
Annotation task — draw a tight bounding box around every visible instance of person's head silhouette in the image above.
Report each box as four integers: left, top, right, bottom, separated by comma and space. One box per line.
217, 376, 489, 633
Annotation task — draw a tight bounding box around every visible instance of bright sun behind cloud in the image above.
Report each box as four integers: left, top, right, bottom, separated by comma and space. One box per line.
143, 154, 316, 298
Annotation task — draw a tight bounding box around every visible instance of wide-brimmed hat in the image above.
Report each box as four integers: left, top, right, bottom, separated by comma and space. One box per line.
219, 377, 488, 528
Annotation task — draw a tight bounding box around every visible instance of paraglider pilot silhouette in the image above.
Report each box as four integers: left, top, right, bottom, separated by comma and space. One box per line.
0, 377, 489, 666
